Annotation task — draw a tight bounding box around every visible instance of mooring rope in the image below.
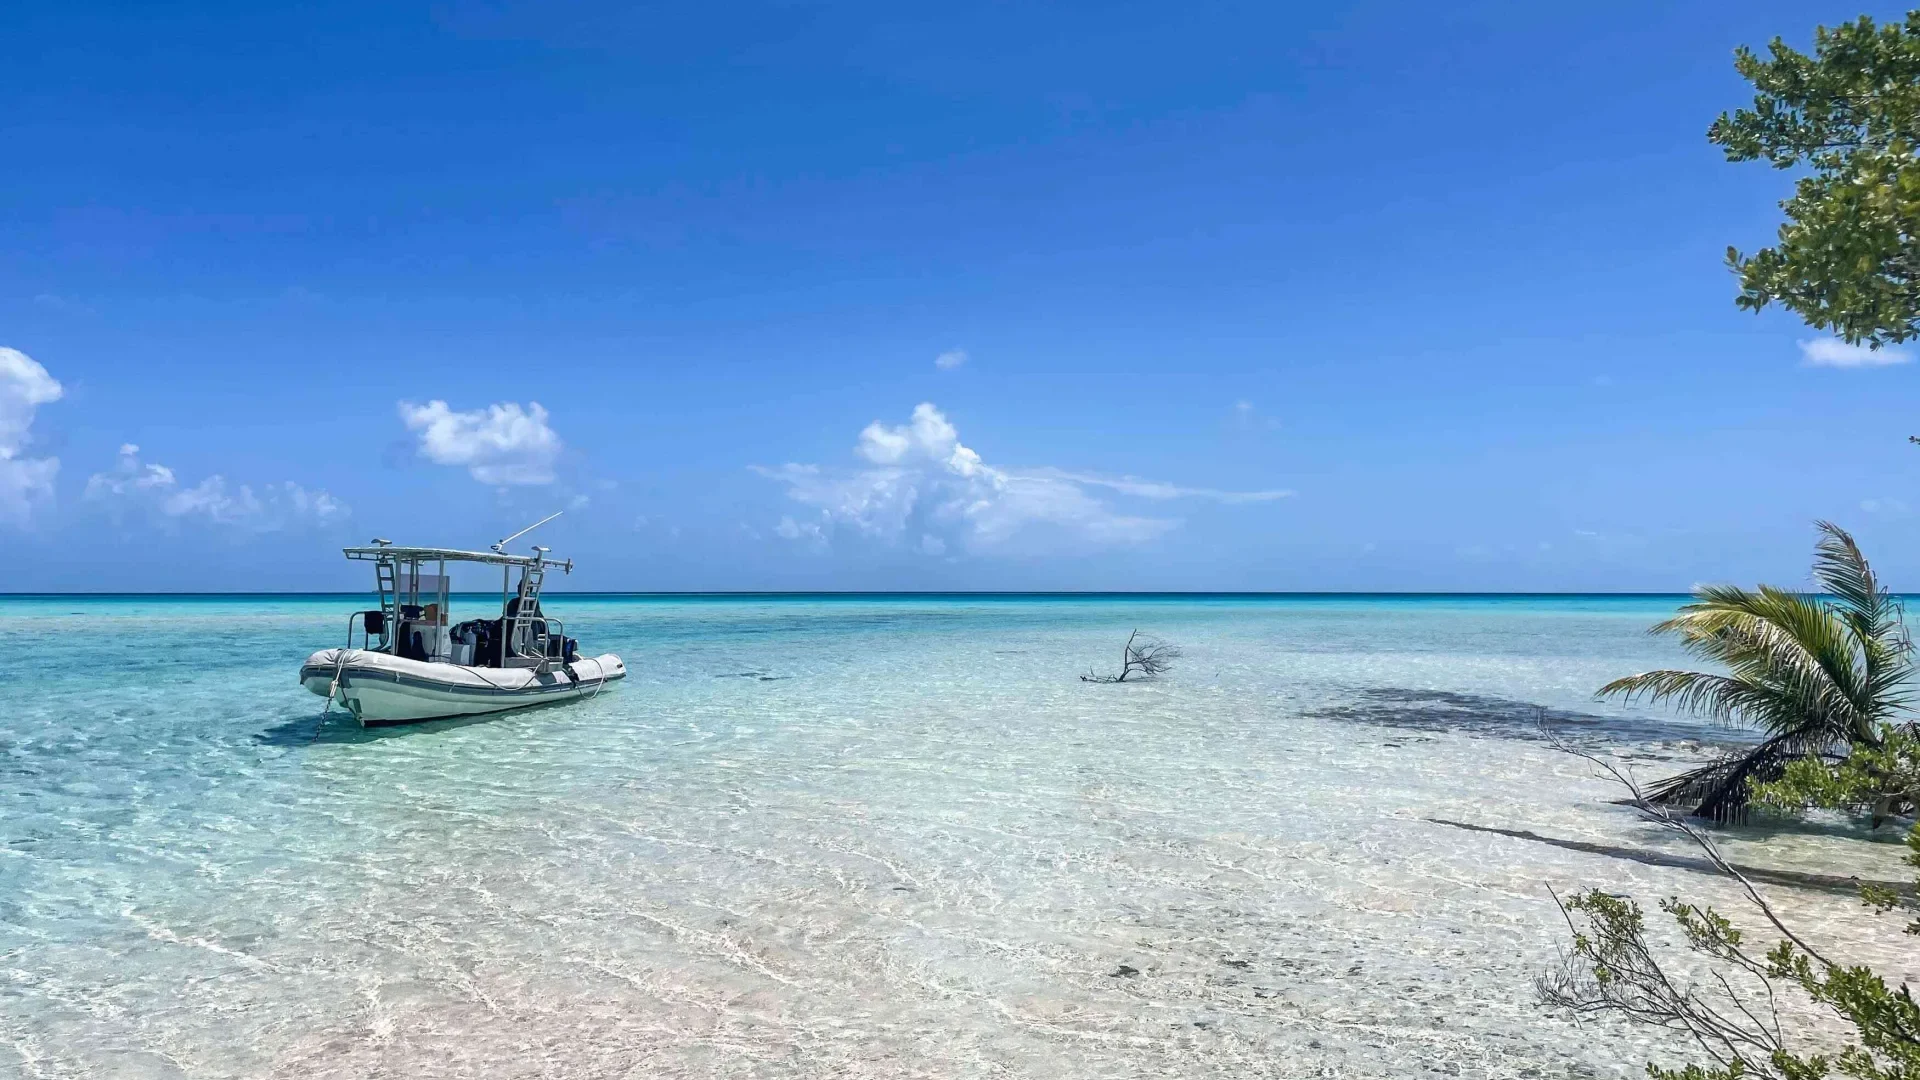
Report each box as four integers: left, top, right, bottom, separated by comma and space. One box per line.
313, 648, 356, 741
580, 657, 609, 701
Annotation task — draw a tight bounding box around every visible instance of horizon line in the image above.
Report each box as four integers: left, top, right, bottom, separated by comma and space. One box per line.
3, 589, 1714, 598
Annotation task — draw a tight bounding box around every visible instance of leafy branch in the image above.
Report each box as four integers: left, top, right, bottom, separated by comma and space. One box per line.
1708, 13, 1920, 346
1539, 722, 1920, 1080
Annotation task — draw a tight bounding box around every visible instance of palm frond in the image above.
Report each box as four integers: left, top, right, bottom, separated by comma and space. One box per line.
1704, 614, 1862, 741
1637, 575, 1887, 740
1640, 731, 1835, 824
1813, 520, 1889, 636
1664, 585, 1861, 705
1815, 521, 1918, 727
1597, 669, 1805, 729
1644, 583, 1765, 639
1816, 521, 1913, 731
1616, 614, 1859, 741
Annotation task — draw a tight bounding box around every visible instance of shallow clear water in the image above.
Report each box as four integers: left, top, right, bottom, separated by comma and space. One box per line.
3, 595, 1914, 1078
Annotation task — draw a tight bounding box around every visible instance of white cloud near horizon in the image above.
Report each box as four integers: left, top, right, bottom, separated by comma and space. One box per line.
1799, 337, 1912, 368
0, 347, 64, 525
400, 399, 561, 485
935, 348, 968, 370
1026, 467, 1293, 503
85, 444, 347, 531
754, 402, 1290, 556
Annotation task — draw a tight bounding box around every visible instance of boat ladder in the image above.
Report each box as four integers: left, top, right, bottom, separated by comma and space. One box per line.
509, 554, 551, 662
373, 559, 397, 643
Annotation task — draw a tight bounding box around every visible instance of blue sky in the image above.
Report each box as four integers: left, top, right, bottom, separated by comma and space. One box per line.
3, 1, 1917, 591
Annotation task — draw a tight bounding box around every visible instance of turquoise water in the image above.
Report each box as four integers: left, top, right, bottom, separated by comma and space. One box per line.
3, 595, 1912, 1078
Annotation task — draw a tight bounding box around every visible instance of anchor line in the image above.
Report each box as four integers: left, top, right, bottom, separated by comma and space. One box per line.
314, 648, 356, 740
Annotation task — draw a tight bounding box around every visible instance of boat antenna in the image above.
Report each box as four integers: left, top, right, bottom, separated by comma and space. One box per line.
492, 511, 564, 553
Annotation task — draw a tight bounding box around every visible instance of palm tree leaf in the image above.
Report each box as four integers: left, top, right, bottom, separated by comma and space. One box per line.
1639, 580, 1873, 740
1814, 520, 1912, 720
1813, 520, 1889, 637
1705, 614, 1862, 741
1597, 669, 1776, 724
1611, 625, 1855, 742
1641, 731, 1834, 824
1644, 583, 1764, 639
1676, 586, 1860, 702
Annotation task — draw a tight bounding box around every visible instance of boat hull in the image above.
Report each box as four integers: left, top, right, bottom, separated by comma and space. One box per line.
299, 648, 626, 724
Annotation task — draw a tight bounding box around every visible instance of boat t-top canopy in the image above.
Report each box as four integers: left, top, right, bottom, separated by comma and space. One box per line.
336, 516, 579, 670
343, 543, 573, 574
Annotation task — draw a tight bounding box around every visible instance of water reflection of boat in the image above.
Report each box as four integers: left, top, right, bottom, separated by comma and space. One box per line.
298, 534, 624, 725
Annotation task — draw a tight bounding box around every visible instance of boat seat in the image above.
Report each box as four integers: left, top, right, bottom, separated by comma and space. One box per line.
398, 628, 428, 662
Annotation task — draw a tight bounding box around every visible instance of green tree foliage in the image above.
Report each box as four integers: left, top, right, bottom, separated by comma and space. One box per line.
1551, 882, 1920, 1080
1757, 724, 1920, 928
1544, 15, 1920, 1075
1710, 13, 1920, 346
1759, 726, 1920, 826
1597, 522, 1911, 821
1540, 732, 1920, 1080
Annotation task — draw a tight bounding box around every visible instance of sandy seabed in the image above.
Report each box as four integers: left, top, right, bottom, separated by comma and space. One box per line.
2, 595, 1911, 1078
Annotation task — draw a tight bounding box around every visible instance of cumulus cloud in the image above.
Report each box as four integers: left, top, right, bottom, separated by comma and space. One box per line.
399, 399, 561, 485
754, 402, 1288, 555
85, 444, 346, 531
935, 348, 968, 370
0, 456, 60, 525
84, 443, 177, 496
1799, 338, 1912, 368
857, 403, 979, 471
0, 347, 64, 525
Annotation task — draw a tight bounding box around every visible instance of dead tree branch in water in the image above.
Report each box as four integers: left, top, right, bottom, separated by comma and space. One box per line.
1082, 629, 1181, 683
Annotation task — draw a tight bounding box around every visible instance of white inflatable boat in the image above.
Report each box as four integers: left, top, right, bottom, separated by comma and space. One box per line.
299, 529, 625, 725
299, 647, 626, 724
